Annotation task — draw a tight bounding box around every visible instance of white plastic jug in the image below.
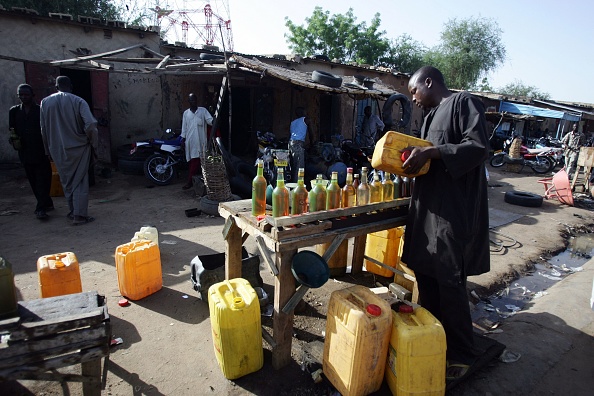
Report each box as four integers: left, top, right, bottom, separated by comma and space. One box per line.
131, 226, 159, 246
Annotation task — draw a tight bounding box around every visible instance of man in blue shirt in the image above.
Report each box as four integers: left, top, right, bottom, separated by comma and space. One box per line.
289, 107, 310, 181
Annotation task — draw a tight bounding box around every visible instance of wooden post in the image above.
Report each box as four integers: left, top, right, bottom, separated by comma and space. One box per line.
351, 235, 366, 273
81, 358, 101, 396
223, 217, 243, 280
272, 248, 297, 369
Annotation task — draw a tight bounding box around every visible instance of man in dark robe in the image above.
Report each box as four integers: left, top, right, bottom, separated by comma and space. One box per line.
41, 76, 98, 226
400, 66, 490, 380
8, 84, 53, 219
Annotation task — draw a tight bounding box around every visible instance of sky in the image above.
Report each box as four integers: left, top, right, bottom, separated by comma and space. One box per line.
128, 0, 594, 103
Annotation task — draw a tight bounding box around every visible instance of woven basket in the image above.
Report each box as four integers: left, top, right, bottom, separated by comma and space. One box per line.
506, 137, 523, 172
201, 154, 232, 201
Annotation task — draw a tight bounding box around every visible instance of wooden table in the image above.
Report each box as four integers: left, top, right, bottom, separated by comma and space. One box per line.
219, 198, 409, 369
0, 291, 110, 395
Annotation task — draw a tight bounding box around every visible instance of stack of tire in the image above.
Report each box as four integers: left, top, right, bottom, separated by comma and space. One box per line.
116, 144, 153, 175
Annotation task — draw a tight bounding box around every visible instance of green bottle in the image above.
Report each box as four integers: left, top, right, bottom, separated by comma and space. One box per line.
252, 160, 267, 216
0, 256, 18, 320
357, 167, 370, 205
291, 168, 308, 215
308, 174, 327, 212
272, 167, 289, 217
326, 171, 341, 209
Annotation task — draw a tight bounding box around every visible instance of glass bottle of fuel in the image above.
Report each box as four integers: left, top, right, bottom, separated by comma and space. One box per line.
356, 167, 370, 205
341, 167, 356, 208
382, 172, 394, 202
252, 160, 267, 216
326, 171, 341, 209
291, 168, 308, 215
272, 167, 289, 217
370, 171, 383, 203
308, 174, 327, 212
394, 175, 401, 199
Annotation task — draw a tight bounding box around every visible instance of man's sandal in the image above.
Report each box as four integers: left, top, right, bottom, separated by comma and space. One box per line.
72, 216, 95, 226
446, 361, 471, 381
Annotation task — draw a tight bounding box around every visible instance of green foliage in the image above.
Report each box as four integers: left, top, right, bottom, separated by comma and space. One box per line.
285, 7, 390, 65
1, 0, 120, 19
429, 17, 506, 90
497, 80, 551, 100
380, 34, 426, 73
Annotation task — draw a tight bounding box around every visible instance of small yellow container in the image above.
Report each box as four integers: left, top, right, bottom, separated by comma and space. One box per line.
131, 225, 159, 246
37, 252, 82, 298
49, 162, 64, 197
209, 278, 263, 379
385, 304, 446, 396
115, 240, 162, 300
364, 226, 405, 277
371, 131, 433, 177
315, 240, 348, 277
323, 285, 392, 396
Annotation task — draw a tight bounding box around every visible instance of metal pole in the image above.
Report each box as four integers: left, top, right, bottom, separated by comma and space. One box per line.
219, 24, 232, 153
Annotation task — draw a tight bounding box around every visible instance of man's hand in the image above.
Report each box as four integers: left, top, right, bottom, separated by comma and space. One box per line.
401, 146, 439, 174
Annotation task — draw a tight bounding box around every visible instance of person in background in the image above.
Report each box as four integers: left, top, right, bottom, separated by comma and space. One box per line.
41, 76, 98, 226
401, 66, 490, 381
357, 105, 385, 147
289, 107, 311, 181
8, 84, 53, 220
561, 123, 586, 179
181, 93, 213, 190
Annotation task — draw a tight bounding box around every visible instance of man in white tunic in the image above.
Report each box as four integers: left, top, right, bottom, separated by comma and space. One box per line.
181, 93, 213, 189
40, 76, 98, 226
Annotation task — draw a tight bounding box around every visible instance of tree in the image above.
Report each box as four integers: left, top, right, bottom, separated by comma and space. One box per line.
2, 0, 120, 20
379, 34, 426, 73
498, 80, 551, 100
285, 7, 391, 65
428, 17, 506, 90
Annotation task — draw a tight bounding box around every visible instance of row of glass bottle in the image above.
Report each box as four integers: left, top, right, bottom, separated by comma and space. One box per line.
252, 161, 412, 217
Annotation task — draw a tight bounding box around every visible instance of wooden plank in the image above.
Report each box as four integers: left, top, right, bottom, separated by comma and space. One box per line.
270, 220, 332, 240
81, 358, 102, 396
49, 44, 145, 65
87, 60, 112, 70
0, 335, 109, 373
8, 308, 106, 341
265, 198, 410, 228
155, 55, 170, 69
272, 248, 297, 370
0, 345, 109, 381
322, 234, 347, 263
255, 235, 278, 276
1, 326, 109, 360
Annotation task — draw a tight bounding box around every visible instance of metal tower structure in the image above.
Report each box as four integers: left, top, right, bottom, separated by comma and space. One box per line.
152, 1, 233, 51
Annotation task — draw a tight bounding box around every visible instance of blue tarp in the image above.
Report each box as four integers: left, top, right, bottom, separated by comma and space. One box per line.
499, 101, 581, 121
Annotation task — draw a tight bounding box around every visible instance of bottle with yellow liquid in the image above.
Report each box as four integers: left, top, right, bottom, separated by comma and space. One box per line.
252, 160, 267, 216
272, 167, 289, 217
382, 172, 394, 201
291, 168, 308, 215
356, 167, 370, 205
326, 171, 341, 209
341, 167, 356, 208
370, 171, 383, 203
309, 174, 327, 212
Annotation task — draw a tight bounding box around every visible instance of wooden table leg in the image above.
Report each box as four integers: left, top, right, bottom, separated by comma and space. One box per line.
351, 235, 366, 273
272, 248, 297, 370
81, 359, 101, 396
223, 217, 243, 280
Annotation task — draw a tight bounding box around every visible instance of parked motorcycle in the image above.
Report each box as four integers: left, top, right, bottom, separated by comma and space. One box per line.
256, 131, 291, 186
340, 139, 373, 175
490, 137, 555, 174
132, 130, 186, 185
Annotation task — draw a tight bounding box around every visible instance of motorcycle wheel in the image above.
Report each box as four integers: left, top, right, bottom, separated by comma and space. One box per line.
531, 157, 554, 174
489, 153, 506, 168
144, 153, 176, 185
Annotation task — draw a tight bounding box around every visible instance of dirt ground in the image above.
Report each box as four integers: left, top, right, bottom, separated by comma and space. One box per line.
0, 162, 593, 396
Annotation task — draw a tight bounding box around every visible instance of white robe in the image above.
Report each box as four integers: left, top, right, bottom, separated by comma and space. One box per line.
181, 107, 213, 161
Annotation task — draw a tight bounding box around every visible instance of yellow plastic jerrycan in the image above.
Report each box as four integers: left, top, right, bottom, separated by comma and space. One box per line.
208, 278, 263, 379
115, 240, 162, 300
37, 252, 82, 298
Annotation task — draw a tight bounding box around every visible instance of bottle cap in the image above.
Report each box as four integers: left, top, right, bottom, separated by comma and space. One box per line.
366, 304, 382, 316
399, 304, 413, 313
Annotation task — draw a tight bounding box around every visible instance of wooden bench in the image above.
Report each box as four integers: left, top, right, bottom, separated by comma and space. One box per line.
0, 291, 110, 395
